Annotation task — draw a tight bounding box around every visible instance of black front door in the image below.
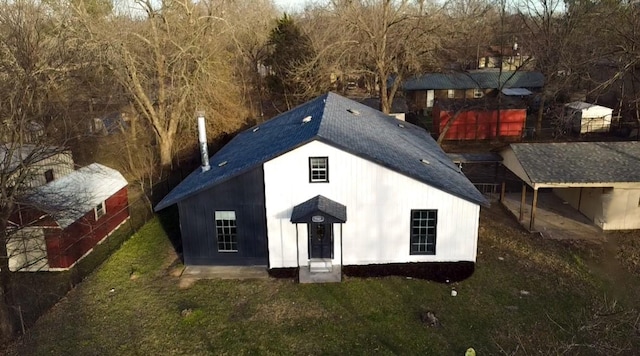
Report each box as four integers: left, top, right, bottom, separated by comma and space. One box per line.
309, 223, 333, 259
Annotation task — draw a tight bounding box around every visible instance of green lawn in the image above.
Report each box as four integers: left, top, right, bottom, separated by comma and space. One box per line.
5, 206, 640, 355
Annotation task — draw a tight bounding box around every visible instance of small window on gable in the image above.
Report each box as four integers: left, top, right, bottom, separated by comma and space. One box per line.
95, 201, 106, 220
447, 89, 455, 99
44, 169, 54, 183
309, 157, 329, 183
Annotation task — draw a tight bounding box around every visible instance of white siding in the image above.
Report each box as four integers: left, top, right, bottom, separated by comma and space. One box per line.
7, 227, 49, 272
554, 187, 640, 230
602, 188, 640, 230
263, 140, 480, 268
26, 152, 74, 189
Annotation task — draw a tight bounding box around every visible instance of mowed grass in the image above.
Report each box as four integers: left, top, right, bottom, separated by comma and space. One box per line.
5, 206, 640, 355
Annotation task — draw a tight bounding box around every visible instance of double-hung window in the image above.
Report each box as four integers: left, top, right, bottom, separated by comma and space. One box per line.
410, 210, 437, 255
309, 157, 329, 183
215, 211, 237, 252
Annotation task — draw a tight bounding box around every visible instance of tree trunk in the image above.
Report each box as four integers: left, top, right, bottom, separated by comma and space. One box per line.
0, 220, 16, 341
437, 109, 464, 145
158, 136, 173, 168
536, 94, 546, 136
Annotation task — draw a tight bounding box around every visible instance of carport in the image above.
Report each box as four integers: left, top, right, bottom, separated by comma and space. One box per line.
498, 142, 640, 236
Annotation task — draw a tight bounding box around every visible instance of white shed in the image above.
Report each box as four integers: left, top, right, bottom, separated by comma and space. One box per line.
564, 101, 613, 134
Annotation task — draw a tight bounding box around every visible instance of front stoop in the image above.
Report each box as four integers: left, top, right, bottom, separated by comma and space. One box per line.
299, 263, 342, 283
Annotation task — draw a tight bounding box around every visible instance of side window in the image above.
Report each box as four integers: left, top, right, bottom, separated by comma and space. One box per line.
215, 211, 237, 252
410, 210, 437, 255
44, 169, 54, 183
95, 201, 106, 220
309, 157, 329, 183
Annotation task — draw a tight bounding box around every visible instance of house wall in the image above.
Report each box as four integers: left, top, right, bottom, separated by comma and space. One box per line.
553, 187, 605, 228
553, 187, 640, 230
433, 106, 526, 140
7, 227, 49, 272
177, 167, 268, 266
602, 188, 640, 230
26, 151, 74, 189
45, 187, 129, 269
263, 140, 480, 269
500, 148, 531, 186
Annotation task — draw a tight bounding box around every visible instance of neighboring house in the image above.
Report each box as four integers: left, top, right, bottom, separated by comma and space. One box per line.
155, 92, 488, 282
7, 163, 129, 271
564, 102, 614, 134
478, 45, 532, 71
87, 112, 128, 136
500, 142, 640, 231
403, 71, 544, 113
0, 144, 74, 189
433, 100, 527, 141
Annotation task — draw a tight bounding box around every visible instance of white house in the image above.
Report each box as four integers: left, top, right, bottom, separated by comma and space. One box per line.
155, 93, 488, 282
564, 101, 613, 134
0, 144, 74, 189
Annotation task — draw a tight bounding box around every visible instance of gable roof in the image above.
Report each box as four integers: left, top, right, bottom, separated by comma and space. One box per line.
155, 93, 488, 211
25, 163, 127, 228
504, 142, 640, 185
291, 195, 347, 224
403, 71, 544, 91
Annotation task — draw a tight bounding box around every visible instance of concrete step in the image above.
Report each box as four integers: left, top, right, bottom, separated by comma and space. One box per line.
309, 259, 332, 273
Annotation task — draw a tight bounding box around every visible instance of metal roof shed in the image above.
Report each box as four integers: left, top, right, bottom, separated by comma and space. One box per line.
564, 101, 613, 134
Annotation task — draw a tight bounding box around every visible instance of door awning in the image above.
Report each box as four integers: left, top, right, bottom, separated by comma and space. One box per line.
290, 195, 347, 224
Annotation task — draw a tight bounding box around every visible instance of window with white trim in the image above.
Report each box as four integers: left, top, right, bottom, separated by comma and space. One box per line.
215, 211, 237, 252
447, 89, 455, 99
473, 88, 483, 98
94, 201, 106, 220
410, 210, 437, 255
309, 157, 329, 183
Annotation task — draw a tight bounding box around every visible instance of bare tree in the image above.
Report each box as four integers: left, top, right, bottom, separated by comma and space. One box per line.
77, 0, 249, 168
0, 0, 81, 338
328, 0, 444, 113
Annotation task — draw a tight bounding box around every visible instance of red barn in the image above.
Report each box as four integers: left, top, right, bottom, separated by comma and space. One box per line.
432, 102, 527, 141
8, 163, 129, 271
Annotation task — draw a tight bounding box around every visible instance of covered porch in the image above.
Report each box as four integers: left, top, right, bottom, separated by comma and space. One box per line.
500, 189, 603, 241
290, 195, 347, 283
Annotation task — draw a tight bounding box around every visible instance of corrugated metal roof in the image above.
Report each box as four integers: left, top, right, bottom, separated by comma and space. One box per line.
403, 71, 545, 91
155, 92, 488, 210
502, 88, 532, 96
508, 142, 640, 184
25, 163, 127, 228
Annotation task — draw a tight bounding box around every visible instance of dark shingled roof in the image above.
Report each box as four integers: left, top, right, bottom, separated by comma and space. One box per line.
155, 92, 488, 211
290, 195, 347, 223
403, 71, 545, 91
509, 142, 640, 184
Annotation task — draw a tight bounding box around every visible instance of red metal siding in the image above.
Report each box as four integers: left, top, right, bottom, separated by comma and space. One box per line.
433, 106, 526, 140
45, 187, 129, 269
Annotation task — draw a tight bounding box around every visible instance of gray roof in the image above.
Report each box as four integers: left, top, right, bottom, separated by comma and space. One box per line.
290, 195, 347, 223
155, 92, 488, 210
403, 71, 545, 91
508, 142, 640, 184
26, 163, 127, 228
